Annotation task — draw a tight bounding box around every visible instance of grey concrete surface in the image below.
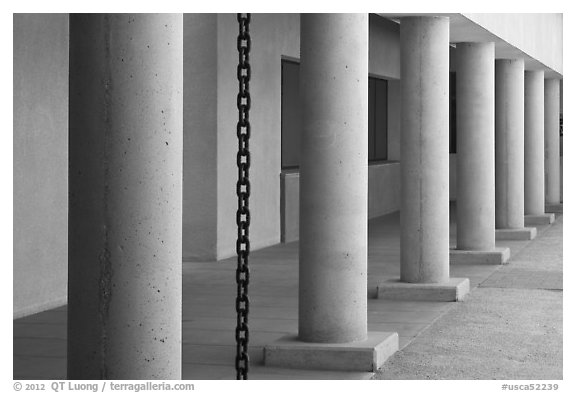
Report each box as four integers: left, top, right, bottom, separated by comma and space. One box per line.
496, 227, 537, 240
183, 14, 218, 262
495, 58, 526, 230
264, 332, 398, 371
68, 14, 183, 379
377, 277, 469, 302
14, 211, 561, 380
13, 14, 69, 318
546, 203, 563, 214
400, 16, 450, 284
281, 163, 402, 244
454, 42, 496, 251
450, 247, 510, 265
461, 14, 562, 77
544, 78, 561, 205
374, 216, 562, 380
298, 13, 369, 344
524, 70, 546, 215
525, 213, 555, 226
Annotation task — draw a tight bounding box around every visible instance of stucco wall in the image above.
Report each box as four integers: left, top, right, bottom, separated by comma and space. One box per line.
183, 14, 218, 261
369, 14, 401, 79
13, 14, 69, 318
367, 163, 401, 218
280, 171, 299, 243
183, 13, 300, 261
215, 13, 300, 260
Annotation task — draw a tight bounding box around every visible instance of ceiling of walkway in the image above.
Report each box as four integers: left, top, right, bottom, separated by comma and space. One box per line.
377, 13, 562, 79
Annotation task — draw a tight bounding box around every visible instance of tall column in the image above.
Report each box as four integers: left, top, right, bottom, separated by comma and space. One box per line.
545, 78, 561, 207
68, 14, 183, 379
524, 71, 555, 225
524, 71, 546, 214
450, 43, 510, 265
265, 13, 398, 372
495, 59, 536, 240
378, 16, 469, 301
455, 43, 495, 250
401, 16, 449, 283
297, 13, 368, 344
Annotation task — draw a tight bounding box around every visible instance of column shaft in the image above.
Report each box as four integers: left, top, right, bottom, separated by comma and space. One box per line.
544, 78, 561, 204
524, 70, 546, 215
68, 14, 183, 379
455, 42, 496, 250
400, 16, 450, 283
495, 59, 525, 229
299, 13, 368, 343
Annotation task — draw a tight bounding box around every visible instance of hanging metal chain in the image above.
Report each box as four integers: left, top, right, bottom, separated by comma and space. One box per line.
235, 12, 251, 381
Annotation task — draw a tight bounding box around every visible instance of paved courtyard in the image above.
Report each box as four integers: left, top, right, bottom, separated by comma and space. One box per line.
13, 211, 562, 380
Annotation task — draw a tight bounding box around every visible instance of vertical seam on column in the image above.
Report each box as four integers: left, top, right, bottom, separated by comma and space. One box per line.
504, 62, 510, 228
98, 14, 113, 380
417, 22, 424, 281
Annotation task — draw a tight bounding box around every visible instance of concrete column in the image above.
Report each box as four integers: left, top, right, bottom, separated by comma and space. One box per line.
545, 78, 561, 206
378, 17, 469, 301
298, 13, 368, 344
524, 71, 546, 215
449, 43, 510, 265
265, 13, 398, 372
455, 42, 496, 251
400, 17, 450, 284
523, 71, 555, 225
494, 59, 535, 241
68, 14, 183, 379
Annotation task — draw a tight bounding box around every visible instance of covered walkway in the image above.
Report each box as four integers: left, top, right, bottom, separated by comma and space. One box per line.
13, 210, 562, 380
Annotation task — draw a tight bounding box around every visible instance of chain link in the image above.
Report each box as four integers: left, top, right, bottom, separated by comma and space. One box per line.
235, 12, 251, 381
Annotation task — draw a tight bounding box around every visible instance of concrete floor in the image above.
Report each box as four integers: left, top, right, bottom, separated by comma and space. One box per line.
13, 210, 562, 380
375, 215, 563, 379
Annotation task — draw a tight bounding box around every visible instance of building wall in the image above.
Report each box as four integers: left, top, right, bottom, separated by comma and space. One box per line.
13, 14, 69, 317
183, 14, 218, 261
215, 13, 300, 260
182, 14, 302, 261
369, 14, 400, 79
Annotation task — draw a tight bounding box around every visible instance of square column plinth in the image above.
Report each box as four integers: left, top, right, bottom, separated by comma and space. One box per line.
263, 332, 399, 372
496, 227, 537, 240
377, 277, 469, 302
545, 204, 563, 214
450, 247, 510, 265
525, 213, 555, 226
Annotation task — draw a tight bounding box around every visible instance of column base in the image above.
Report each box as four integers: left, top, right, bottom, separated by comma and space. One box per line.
545, 203, 563, 214
263, 331, 399, 372
525, 213, 555, 226
495, 227, 537, 240
450, 247, 510, 265
377, 277, 470, 302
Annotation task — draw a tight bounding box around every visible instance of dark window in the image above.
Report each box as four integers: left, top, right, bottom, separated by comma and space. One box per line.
369, 77, 388, 161
449, 71, 457, 153
281, 60, 301, 169
281, 59, 388, 169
